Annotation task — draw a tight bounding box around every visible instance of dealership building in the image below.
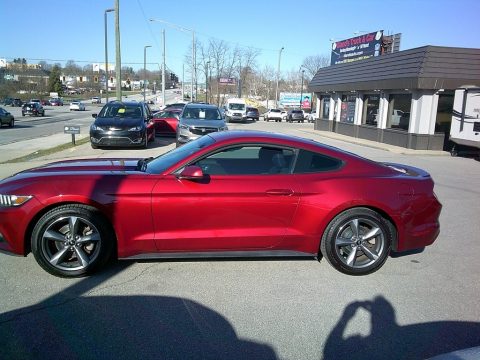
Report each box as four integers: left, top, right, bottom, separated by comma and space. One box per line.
309, 45, 480, 150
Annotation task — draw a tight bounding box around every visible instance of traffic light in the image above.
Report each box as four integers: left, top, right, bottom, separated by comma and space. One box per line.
170, 73, 175, 81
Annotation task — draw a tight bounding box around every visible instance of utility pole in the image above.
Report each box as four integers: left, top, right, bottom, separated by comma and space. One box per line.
114, 0, 121, 101
162, 29, 166, 107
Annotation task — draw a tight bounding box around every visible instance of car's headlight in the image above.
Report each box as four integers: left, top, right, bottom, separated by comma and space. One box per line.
219, 126, 228, 131
128, 126, 142, 131
0, 194, 33, 207
178, 124, 189, 130
91, 124, 99, 131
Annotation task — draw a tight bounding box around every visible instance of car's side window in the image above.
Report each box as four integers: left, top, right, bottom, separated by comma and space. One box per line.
194, 146, 294, 175
293, 149, 343, 173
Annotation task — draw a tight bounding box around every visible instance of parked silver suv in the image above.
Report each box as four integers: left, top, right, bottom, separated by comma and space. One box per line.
176, 103, 228, 147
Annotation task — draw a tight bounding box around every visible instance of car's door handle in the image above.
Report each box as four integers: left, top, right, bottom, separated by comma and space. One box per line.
266, 189, 294, 196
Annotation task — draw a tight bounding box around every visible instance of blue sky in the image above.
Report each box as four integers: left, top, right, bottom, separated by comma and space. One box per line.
1, 0, 479, 79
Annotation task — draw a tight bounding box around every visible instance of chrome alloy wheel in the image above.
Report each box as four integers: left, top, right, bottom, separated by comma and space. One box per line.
334, 217, 386, 269
40, 215, 102, 272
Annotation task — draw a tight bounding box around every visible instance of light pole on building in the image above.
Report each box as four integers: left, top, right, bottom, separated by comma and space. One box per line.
143, 45, 151, 103
275, 47, 284, 109
104, 8, 114, 103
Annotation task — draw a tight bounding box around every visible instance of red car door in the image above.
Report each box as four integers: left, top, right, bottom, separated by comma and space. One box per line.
151, 173, 301, 252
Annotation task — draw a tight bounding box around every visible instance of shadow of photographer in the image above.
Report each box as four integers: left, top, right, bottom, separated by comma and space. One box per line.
323, 295, 480, 360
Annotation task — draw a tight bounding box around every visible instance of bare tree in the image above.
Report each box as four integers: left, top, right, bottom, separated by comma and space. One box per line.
301, 54, 330, 79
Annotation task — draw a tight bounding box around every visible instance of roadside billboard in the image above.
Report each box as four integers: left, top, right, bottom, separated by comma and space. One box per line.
219, 77, 236, 86
279, 92, 311, 109
331, 30, 383, 65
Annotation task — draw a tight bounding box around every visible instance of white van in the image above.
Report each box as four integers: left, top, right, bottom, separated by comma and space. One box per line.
224, 98, 247, 123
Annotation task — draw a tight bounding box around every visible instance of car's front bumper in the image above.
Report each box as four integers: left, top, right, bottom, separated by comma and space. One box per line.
90, 130, 146, 147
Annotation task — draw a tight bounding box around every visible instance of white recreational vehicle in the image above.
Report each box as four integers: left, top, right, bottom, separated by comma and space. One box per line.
450, 86, 480, 156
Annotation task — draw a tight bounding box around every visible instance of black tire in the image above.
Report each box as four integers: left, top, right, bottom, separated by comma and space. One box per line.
31, 204, 114, 277
320, 207, 394, 276
9, 119, 14, 127
143, 133, 148, 148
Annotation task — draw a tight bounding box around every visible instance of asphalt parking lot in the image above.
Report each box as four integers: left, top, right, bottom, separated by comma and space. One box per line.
0, 120, 479, 360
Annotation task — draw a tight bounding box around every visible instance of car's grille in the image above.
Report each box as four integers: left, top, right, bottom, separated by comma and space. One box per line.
190, 127, 218, 135
99, 126, 125, 131
233, 113, 242, 116
98, 137, 137, 146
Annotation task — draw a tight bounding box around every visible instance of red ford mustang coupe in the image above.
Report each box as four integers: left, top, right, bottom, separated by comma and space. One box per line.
0, 131, 441, 277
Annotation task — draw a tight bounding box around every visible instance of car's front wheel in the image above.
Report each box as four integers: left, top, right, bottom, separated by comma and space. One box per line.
320, 207, 394, 275
31, 204, 114, 277
9, 119, 14, 127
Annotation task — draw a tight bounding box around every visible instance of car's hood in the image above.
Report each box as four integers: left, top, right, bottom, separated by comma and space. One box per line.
180, 119, 225, 128
1, 158, 142, 184
94, 117, 142, 128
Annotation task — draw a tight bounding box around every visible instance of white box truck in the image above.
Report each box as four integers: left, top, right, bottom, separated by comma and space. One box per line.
450, 86, 480, 157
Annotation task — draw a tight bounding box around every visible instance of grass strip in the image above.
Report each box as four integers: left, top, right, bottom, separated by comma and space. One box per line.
1, 137, 90, 164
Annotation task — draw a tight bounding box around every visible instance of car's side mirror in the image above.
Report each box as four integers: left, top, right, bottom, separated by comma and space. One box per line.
177, 165, 204, 180
92, 113, 97, 118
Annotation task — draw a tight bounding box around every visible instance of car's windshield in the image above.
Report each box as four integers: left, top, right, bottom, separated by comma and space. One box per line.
145, 135, 215, 174
98, 103, 143, 118
156, 111, 180, 119
228, 103, 245, 111
270, 109, 281, 113
182, 107, 222, 120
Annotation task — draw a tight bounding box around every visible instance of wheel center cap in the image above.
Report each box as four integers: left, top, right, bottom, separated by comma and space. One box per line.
356, 240, 362, 246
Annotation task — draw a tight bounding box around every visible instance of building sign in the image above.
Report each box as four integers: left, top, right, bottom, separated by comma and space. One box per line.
331, 30, 383, 65
219, 77, 236, 86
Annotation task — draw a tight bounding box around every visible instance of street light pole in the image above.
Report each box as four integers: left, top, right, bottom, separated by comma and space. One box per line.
300, 69, 305, 110
275, 47, 284, 109
205, 61, 210, 103
143, 45, 151, 103
104, 8, 114, 103
149, 19, 194, 102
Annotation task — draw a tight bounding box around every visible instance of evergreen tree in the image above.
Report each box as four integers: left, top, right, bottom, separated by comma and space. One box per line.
48, 65, 63, 94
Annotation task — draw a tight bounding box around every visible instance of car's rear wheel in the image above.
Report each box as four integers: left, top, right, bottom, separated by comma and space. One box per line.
31, 204, 114, 278
320, 207, 393, 275
9, 119, 14, 127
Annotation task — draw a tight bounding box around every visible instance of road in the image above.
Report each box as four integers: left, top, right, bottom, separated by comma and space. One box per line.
0, 90, 181, 145
0, 115, 479, 360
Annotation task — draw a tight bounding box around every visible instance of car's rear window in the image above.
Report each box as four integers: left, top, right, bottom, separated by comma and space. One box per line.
294, 150, 343, 173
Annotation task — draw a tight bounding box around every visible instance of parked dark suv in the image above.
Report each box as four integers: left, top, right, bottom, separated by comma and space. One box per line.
90, 101, 155, 149
22, 102, 45, 117
246, 107, 260, 121
287, 109, 304, 123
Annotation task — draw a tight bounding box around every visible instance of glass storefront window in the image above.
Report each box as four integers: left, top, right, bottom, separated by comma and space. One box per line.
340, 95, 356, 123
362, 94, 380, 126
387, 94, 411, 131
320, 96, 330, 119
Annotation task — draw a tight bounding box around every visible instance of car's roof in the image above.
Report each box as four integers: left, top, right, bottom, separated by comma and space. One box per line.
185, 103, 219, 109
